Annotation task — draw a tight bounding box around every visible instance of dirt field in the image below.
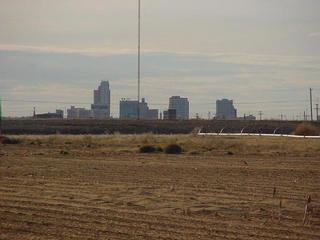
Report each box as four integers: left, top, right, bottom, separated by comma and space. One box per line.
1, 135, 320, 239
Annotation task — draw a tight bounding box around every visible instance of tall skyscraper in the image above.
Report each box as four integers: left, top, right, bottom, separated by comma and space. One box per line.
169, 96, 189, 119
216, 99, 237, 119
91, 81, 110, 118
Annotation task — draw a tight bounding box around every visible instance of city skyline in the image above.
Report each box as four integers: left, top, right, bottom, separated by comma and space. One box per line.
0, 1, 320, 119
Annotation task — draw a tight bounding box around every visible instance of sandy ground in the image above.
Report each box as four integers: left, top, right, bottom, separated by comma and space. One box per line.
0, 135, 320, 239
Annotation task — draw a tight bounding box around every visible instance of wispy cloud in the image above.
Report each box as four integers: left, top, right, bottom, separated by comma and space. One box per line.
0, 44, 135, 56
1, 45, 319, 118
1, 43, 319, 70
308, 32, 320, 38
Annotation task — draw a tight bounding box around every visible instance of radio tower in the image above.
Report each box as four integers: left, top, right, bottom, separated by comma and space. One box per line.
137, 0, 141, 120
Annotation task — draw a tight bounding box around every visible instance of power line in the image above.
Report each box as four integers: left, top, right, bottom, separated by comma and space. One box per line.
1, 98, 309, 106
1, 99, 92, 105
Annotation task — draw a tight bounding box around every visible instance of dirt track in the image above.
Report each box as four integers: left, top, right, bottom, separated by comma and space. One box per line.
1, 135, 320, 239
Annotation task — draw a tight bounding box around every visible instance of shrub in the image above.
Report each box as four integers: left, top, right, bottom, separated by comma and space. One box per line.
227, 151, 234, 155
139, 145, 156, 153
156, 146, 163, 152
30, 139, 42, 145
0, 136, 20, 144
60, 150, 69, 155
293, 123, 320, 136
165, 144, 182, 154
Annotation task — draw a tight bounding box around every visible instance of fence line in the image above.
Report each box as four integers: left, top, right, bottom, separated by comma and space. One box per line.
198, 129, 320, 139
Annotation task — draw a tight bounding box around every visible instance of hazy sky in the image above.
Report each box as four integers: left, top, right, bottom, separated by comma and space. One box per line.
1, 0, 320, 119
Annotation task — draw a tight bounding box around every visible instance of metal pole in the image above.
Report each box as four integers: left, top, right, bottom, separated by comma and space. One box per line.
0, 96, 2, 134
310, 88, 313, 121
137, 0, 141, 120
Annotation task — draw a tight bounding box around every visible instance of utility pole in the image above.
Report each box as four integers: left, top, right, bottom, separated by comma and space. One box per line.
137, 0, 141, 120
258, 111, 263, 120
310, 88, 313, 121
315, 104, 319, 121
0, 95, 2, 134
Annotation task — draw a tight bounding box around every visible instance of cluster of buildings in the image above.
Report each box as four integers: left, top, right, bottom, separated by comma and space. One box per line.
65, 81, 192, 120
67, 81, 110, 119
33, 81, 256, 120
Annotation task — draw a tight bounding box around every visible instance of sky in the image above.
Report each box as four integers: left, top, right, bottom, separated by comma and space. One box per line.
0, 0, 320, 119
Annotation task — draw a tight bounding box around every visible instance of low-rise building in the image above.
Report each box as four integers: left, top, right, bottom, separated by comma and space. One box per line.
67, 106, 91, 118
34, 109, 64, 119
163, 109, 177, 120
119, 98, 158, 119
238, 114, 256, 120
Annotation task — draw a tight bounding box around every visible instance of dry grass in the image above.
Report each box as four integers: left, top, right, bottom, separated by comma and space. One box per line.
1, 134, 320, 239
293, 123, 320, 136
4, 133, 320, 157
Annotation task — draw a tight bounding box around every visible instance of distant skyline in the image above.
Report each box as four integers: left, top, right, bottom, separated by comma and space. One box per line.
0, 0, 320, 119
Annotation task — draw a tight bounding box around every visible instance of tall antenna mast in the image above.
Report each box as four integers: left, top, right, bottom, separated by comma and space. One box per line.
0, 95, 2, 134
310, 88, 313, 121
137, 0, 141, 120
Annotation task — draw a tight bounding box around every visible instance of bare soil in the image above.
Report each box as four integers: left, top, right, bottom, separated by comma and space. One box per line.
0, 135, 320, 239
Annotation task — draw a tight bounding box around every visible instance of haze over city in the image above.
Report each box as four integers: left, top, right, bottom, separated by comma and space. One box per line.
1, 0, 320, 119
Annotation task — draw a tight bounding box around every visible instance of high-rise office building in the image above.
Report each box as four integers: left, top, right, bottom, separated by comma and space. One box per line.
91, 81, 110, 118
216, 99, 237, 119
169, 96, 189, 119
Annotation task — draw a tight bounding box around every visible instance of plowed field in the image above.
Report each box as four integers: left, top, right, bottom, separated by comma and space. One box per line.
1, 135, 320, 239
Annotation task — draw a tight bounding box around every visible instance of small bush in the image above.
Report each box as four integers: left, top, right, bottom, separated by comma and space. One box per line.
60, 150, 69, 155
165, 144, 182, 154
0, 136, 20, 144
293, 123, 320, 136
227, 151, 234, 155
30, 139, 42, 145
156, 146, 163, 152
139, 145, 156, 153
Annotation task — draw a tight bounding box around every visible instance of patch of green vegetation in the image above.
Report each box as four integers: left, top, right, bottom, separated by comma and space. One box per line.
156, 146, 163, 152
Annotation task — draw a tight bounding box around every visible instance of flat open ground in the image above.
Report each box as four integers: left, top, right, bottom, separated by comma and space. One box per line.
1, 134, 320, 239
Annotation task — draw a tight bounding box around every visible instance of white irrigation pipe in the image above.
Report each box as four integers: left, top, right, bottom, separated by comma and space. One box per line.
198, 130, 320, 139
